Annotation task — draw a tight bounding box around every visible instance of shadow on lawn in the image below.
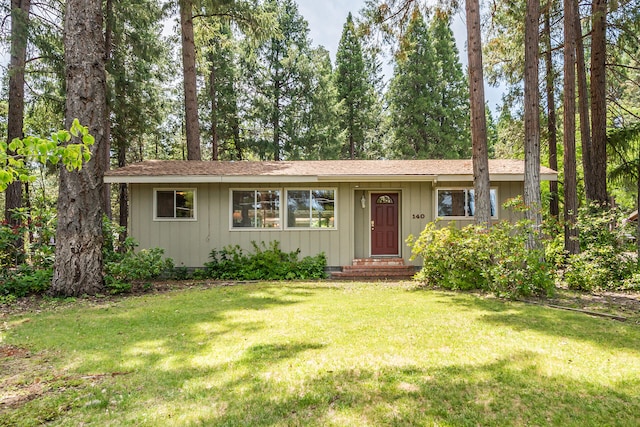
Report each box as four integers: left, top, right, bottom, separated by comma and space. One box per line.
446, 294, 640, 354
12, 284, 313, 374
148, 347, 640, 426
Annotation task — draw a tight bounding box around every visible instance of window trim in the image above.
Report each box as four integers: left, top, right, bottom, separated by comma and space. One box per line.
229, 188, 283, 231
435, 187, 498, 220
153, 188, 197, 221
284, 188, 337, 230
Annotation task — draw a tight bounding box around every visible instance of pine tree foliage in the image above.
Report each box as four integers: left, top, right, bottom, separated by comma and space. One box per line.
335, 12, 373, 159
199, 22, 242, 160
242, 0, 313, 161
107, 0, 170, 166
429, 10, 470, 158
388, 9, 438, 159
297, 46, 340, 160
388, 9, 469, 159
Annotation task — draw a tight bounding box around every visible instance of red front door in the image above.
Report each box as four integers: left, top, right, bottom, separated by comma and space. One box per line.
371, 193, 399, 256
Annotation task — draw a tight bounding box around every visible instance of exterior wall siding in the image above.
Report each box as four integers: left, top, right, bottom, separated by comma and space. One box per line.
129, 180, 525, 269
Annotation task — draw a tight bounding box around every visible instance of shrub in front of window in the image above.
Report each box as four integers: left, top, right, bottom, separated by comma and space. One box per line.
437, 188, 497, 218
408, 204, 554, 298
204, 241, 326, 280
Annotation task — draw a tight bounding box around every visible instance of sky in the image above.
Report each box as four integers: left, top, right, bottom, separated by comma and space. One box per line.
296, 0, 504, 113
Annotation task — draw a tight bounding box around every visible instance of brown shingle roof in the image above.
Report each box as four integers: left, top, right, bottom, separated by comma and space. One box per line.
104, 159, 557, 183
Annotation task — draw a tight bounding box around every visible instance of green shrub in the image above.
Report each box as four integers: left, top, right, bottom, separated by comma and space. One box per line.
0, 207, 57, 270
173, 266, 191, 280
408, 222, 491, 291
408, 214, 555, 298
104, 247, 174, 294
561, 203, 636, 291
204, 241, 326, 281
0, 265, 53, 298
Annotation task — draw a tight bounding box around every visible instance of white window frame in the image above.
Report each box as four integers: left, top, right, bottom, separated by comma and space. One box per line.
285, 188, 337, 230
153, 188, 197, 221
435, 187, 498, 219
229, 188, 282, 230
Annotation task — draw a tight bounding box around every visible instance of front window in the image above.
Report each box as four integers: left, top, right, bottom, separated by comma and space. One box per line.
155, 189, 195, 220
286, 189, 335, 229
437, 188, 497, 218
232, 190, 281, 229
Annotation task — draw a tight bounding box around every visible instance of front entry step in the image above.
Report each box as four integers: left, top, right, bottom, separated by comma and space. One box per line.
331, 258, 416, 281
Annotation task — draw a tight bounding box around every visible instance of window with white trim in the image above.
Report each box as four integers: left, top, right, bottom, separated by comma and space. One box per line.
437, 188, 497, 218
154, 189, 196, 220
286, 189, 336, 229
231, 190, 281, 229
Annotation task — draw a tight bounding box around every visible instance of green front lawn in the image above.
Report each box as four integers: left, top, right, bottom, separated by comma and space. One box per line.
1, 282, 639, 426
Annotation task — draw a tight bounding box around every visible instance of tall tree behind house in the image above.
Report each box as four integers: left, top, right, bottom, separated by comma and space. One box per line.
388, 9, 440, 159
335, 12, 373, 159
243, 0, 312, 161
563, 0, 580, 255
4, 0, 31, 232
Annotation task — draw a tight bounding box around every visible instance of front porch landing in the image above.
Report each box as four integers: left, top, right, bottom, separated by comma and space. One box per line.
331, 258, 416, 281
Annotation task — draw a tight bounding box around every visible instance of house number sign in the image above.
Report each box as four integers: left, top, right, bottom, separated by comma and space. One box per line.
412, 214, 425, 219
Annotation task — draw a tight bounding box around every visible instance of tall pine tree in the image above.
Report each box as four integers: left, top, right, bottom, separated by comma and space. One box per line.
429, 9, 470, 158
335, 12, 373, 159
243, 0, 312, 160
388, 9, 439, 158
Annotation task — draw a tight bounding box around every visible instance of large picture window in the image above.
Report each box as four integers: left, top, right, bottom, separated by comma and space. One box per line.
286, 189, 335, 229
154, 189, 196, 220
437, 188, 497, 218
231, 190, 281, 229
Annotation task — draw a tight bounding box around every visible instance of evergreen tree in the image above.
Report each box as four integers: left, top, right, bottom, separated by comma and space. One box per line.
298, 46, 340, 159
429, 9, 470, 158
388, 9, 440, 158
106, 0, 170, 230
335, 12, 373, 159
4, 0, 31, 231
243, 0, 312, 161
201, 22, 242, 160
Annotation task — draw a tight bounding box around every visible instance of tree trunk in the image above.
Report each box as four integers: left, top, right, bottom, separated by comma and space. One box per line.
575, 5, 593, 201
544, 5, 559, 218
51, 0, 107, 296
102, 0, 114, 219
273, 79, 281, 161
180, 0, 202, 160
4, 0, 31, 231
209, 52, 219, 161
118, 144, 128, 243
466, 0, 491, 227
590, 0, 608, 203
524, 0, 542, 249
637, 153, 640, 262
563, 0, 580, 255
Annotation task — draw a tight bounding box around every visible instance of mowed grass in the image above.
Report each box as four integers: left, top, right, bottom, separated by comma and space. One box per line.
1, 282, 640, 426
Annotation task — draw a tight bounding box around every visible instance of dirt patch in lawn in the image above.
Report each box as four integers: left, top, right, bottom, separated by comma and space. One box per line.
525, 288, 640, 323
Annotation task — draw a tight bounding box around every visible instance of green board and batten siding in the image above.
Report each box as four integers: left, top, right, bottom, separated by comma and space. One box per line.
130, 182, 353, 268
128, 180, 524, 269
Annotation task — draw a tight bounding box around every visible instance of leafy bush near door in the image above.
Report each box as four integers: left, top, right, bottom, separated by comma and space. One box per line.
204, 241, 326, 280
407, 214, 555, 298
